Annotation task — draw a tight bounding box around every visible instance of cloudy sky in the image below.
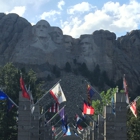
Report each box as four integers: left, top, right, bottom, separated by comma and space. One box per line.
0, 0, 140, 38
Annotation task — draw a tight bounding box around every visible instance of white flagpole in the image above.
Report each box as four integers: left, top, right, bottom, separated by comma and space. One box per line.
47, 105, 66, 124
34, 79, 61, 106
7, 96, 19, 108
127, 96, 140, 109
39, 109, 49, 119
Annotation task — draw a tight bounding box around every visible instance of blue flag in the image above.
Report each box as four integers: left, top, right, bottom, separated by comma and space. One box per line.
0, 90, 8, 100
111, 95, 115, 115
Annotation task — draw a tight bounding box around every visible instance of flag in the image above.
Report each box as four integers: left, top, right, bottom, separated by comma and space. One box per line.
52, 125, 56, 136
64, 125, 71, 136
83, 100, 94, 115
87, 85, 95, 104
50, 83, 66, 104
48, 103, 59, 113
130, 101, 137, 117
20, 77, 30, 100
7, 98, 14, 111
75, 114, 84, 132
0, 90, 8, 100
59, 107, 65, 119
27, 86, 35, 114
111, 95, 115, 115
123, 75, 129, 104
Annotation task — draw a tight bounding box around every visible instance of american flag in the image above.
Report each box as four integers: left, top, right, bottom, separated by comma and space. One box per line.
48, 103, 59, 113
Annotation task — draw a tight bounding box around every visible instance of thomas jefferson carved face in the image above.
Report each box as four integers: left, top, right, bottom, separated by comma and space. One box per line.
51, 27, 63, 44
35, 20, 50, 38
80, 37, 92, 56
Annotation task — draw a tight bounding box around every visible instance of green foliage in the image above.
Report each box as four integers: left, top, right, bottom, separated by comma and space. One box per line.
92, 87, 118, 117
78, 63, 90, 77
0, 63, 43, 140
127, 99, 140, 140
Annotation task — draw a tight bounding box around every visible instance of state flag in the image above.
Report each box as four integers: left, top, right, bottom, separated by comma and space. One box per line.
20, 77, 30, 100
130, 101, 137, 117
50, 83, 66, 104
83, 100, 94, 115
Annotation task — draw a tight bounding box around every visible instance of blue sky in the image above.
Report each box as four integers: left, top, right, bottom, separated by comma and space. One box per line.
0, 0, 140, 38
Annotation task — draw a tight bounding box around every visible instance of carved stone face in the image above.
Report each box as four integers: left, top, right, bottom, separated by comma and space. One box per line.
64, 36, 73, 52
51, 27, 63, 44
80, 37, 92, 56
35, 20, 50, 38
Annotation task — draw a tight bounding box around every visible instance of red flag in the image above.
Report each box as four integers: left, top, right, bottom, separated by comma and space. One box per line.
130, 101, 137, 117
20, 77, 30, 100
83, 101, 94, 115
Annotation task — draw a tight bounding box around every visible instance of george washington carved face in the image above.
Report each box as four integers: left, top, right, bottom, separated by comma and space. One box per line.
35, 20, 50, 38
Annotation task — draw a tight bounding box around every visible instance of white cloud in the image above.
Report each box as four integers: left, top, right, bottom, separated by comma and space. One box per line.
58, 0, 65, 10
6, 6, 26, 17
61, 0, 140, 38
40, 10, 61, 19
67, 2, 96, 14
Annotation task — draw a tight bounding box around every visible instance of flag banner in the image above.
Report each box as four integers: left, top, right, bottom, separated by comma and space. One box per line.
50, 83, 66, 104
48, 103, 59, 113
64, 125, 71, 136
0, 90, 8, 100
123, 75, 129, 104
130, 101, 137, 117
52, 125, 56, 136
20, 77, 30, 100
87, 85, 95, 101
75, 114, 84, 132
59, 107, 65, 119
83, 100, 94, 115
111, 95, 116, 115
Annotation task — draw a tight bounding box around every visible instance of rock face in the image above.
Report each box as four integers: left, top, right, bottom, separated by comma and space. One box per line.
0, 13, 140, 96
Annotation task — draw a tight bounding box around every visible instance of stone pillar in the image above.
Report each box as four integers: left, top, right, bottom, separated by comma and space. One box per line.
87, 126, 90, 140
89, 121, 94, 140
18, 91, 31, 140
30, 104, 39, 140
114, 92, 127, 140
97, 114, 104, 140
104, 106, 115, 140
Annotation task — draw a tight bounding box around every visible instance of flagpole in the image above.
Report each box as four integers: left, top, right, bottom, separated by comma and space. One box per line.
47, 105, 66, 124
127, 96, 140, 109
34, 79, 61, 106
7, 96, 19, 108
56, 131, 63, 140
39, 109, 49, 119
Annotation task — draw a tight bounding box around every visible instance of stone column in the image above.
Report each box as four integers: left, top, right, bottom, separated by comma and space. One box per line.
104, 106, 115, 140
18, 91, 31, 140
97, 114, 104, 140
114, 92, 127, 140
89, 121, 94, 140
30, 104, 39, 140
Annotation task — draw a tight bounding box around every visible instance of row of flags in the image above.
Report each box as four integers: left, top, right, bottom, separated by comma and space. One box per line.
0, 74, 139, 139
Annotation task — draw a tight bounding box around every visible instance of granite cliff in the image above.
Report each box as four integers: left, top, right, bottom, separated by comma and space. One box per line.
0, 13, 140, 102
